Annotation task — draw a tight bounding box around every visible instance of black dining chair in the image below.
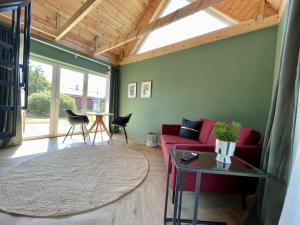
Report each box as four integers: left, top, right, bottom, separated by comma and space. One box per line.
63, 110, 90, 143
108, 113, 133, 144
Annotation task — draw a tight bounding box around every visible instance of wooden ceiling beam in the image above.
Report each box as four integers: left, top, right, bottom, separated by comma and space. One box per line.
0, 13, 57, 39
266, 0, 282, 10
188, 0, 239, 23
278, 0, 287, 19
256, 0, 266, 23
56, 0, 105, 41
124, 0, 169, 57
206, 7, 239, 23
94, 0, 225, 56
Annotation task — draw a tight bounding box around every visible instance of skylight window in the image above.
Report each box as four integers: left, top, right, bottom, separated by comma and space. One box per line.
137, 0, 234, 54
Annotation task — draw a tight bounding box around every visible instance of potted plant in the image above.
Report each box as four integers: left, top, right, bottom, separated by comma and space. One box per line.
213, 121, 241, 164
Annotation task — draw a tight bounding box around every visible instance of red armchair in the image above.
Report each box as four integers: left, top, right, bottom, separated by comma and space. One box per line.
160, 119, 262, 208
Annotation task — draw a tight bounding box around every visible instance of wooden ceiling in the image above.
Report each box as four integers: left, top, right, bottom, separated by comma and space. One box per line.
214, 0, 278, 22
0, 0, 285, 65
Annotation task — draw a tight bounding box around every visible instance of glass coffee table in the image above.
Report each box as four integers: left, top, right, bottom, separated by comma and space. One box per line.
163, 149, 268, 225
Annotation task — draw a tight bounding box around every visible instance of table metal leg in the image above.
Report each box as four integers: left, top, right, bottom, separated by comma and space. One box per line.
177, 171, 184, 225
193, 172, 202, 225
163, 152, 226, 225
164, 153, 172, 225
173, 169, 181, 225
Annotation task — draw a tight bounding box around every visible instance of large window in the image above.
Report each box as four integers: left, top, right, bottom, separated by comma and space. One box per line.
57, 68, 85, 134
23, 58, 109, 139
87, 74, 107, 113
137, 0, 234, 54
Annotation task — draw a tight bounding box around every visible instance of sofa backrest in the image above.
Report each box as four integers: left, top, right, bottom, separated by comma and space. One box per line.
237, 128, 261, 145
198, 119, 215, 143
199, 119, 261, 145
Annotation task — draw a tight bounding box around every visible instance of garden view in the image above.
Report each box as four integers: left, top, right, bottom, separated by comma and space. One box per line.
23, 60, 107, 138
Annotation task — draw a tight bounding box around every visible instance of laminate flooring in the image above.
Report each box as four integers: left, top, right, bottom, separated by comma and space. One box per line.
0, 134, 245, 225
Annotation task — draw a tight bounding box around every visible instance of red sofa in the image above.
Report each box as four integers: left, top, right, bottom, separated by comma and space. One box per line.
161, 118, 262, 206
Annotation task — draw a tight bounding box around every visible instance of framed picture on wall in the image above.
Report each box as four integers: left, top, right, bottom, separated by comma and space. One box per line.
128, 82, 137, 98
141, 81, 152, 98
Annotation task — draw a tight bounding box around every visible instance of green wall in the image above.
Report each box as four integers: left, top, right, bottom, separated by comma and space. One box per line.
30, 36, 108, 75
119, 27, 278, 139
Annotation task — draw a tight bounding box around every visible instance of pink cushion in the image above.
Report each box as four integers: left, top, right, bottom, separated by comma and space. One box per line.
198, 119, 215, 144
161, 135, 200, 145
237, 128, 261, 145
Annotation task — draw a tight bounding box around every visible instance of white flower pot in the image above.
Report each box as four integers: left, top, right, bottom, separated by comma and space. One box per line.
216, 161, 231, 170
215, 139, 236, 164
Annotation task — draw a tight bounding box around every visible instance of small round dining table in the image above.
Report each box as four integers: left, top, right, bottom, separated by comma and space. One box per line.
86, 112, 114, 145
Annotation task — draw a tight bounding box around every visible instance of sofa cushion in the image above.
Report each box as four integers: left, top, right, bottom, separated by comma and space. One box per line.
161, 135, 200, 145
198, 119, 215, 144
206, 131, 216, 145
161, 143, 175, 168
179, 118, 201, 140
237, 128, 261, 145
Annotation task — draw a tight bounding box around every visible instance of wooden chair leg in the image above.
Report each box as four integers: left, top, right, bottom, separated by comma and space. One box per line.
63, 125, 73, 143
81, 124, 86, 143
70, 126, 75, 138
108, 127, 114, 143
84, 124, 90, 139
123, 127, 128, 144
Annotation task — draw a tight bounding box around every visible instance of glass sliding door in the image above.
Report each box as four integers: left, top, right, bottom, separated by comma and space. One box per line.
57, 67, 85, 135
87, 74, 107, 113
86, 74, 108, 126
23, 60, 54, 138
22, 57, 109, 140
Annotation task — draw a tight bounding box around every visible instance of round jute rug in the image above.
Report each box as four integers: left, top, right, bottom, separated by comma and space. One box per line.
0, 146, 149, 217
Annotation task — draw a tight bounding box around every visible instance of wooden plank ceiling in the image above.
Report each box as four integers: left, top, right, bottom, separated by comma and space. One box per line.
0, 0, 284, 65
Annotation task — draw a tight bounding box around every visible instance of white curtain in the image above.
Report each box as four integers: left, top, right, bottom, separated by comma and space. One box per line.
279, 84, 300, 225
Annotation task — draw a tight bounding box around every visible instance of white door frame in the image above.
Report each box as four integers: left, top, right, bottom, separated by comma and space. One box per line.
23, 56, 109, 140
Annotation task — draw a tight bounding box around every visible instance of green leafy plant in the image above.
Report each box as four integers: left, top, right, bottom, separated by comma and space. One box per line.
28, 92, 51, 117
59, 94, 76, 117
28, 92, 76, 117
213, 121, 241, 142
28, 66, 51, 95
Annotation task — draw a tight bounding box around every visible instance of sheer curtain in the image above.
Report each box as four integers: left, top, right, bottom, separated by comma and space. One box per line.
279, 56, 300, 225
242, 0, 300, 224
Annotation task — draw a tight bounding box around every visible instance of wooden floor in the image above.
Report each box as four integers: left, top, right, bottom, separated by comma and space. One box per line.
0, 134, 245, 225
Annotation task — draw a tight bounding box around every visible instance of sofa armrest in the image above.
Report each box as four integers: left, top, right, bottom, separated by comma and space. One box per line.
235, 145, 262, 167
161, 124, 181, 135
174, 144, 262, 167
